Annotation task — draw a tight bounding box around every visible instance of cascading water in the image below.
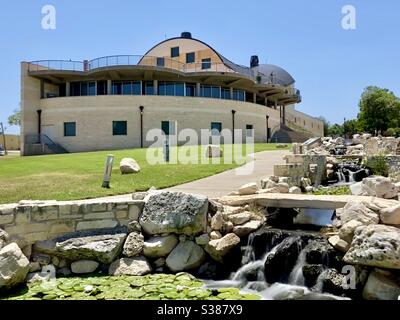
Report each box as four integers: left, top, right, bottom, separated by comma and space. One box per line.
288, 248, 307, 286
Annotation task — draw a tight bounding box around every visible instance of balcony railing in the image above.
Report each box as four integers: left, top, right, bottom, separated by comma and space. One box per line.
28, 55, 236, 74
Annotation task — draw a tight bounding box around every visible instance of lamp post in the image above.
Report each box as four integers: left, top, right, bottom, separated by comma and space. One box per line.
232, 110, 236, 143
139, 106, 144, 148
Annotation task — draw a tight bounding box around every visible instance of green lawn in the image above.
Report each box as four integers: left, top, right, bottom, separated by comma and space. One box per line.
0, 144, 290, 204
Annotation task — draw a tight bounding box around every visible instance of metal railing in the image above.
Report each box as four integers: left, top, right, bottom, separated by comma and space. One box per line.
28, 55, 238, 74
27, 60, 84, 72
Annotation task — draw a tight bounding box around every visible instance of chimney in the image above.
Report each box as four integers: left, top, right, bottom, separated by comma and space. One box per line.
250, 55, 259, 68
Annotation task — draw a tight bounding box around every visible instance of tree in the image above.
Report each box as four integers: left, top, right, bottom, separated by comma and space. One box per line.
343, 119, 360, 136
8, 109, 21, 127
358, 86, 400, 134
328, 124, 344, 137
318, 116, 330, 136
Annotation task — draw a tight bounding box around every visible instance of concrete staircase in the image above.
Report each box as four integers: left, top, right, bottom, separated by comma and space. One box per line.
270, 124, 313, 143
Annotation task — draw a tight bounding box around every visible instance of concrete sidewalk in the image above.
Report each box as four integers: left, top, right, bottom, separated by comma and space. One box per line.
96, 149, 289, 201
166, 150, 289, 198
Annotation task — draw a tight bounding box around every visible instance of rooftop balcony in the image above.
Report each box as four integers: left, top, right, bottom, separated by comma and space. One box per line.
26, 55, 302, 105
27, 55, 236, 74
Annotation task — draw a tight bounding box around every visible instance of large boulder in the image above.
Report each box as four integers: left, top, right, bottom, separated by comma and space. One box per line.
71, 260, 99, 274
122, 232, 144, 257
55, 233, 127, 264
360, 176, 398, 199
344, 225, 400, 269
109, 257, 152, 276
363, 269, 400, 300
142, 235, 178, 258
379, 204, 400, 225
120, 158, 141, 174
339, 201, 380, 225
166, 241, 205, 272
205, 233, 240, 263
0, 243, 30, 290
139, 192, 208, 236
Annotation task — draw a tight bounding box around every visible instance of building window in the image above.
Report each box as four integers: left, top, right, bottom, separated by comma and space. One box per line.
64, 122, 76, 137
157, 57, 165, 67
233, 89, 245, 101
246, 124, 254, 137
201, 85, 220, 98
59, 83, 66, 97
186, 52, 195, 63
202, 58, 211, 70
88, 82, 96, 96
186, 83, 196, 97
161, 121, 176, 136
113, 121, 127, 136
175, 83, 185, 96
211, 122, 222, 136
97, 81, 107, 95
158, 82, 185, 97
70, 82, 96, 96
171, 47, 180, 58
143, 81, 154, 95
221, 88, 231, 100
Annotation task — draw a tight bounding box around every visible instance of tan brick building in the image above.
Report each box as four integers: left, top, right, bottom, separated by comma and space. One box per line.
21, 32, 323, 156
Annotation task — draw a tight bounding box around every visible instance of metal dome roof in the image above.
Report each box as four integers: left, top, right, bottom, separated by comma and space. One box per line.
251, 64, 295, 86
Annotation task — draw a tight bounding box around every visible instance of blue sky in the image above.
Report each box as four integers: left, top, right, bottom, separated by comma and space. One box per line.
1, 0, 399, 134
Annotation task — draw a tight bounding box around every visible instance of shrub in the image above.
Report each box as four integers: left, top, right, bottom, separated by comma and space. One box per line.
364, 154, 389, 177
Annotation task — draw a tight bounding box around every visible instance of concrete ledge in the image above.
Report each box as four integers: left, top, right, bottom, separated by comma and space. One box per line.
217, 193, 399, 210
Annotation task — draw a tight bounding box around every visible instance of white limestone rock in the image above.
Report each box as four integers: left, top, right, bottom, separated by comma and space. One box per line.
120, 158, 141, 174
122, 232, 144, 258
379, 204, 400, 225
205, 233, 241, 263
205, 145, 223, 158
360, 176, 398, 199
340, 201, 380, 225
142, 235, 178, 258
289, 186, 302, 194
344, 225, 400, 269
227, 212, 251, 226
166, 241, 205, 272
363, 269, 400, 300
71, 260, 99, 274
139, 192, 208, 236
109, 256, 152, 276
339, 220, 364, 243
233, 220, 263, 237
238, 183, 259, 196
0, 243, 30, 290
328, 235, 350, 253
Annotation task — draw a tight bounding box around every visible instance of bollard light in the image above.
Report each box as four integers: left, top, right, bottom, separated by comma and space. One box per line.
163, 138, 170, 163
102, 154, 114, 188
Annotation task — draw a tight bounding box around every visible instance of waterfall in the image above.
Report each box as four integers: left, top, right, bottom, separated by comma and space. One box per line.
288, 248, 307, 286
231, 243, 280, 282
337, 171, 345, 182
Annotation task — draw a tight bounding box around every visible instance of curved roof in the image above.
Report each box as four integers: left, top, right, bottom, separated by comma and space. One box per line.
251, 64, 295, 86
142, 35, 296, 86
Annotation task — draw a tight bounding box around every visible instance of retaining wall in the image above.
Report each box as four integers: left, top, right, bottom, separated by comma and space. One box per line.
0, 198, 144, 246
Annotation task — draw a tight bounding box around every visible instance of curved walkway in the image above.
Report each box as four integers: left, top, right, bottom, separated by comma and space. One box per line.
166, 150, 289, 198
97, 149, 289, 201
